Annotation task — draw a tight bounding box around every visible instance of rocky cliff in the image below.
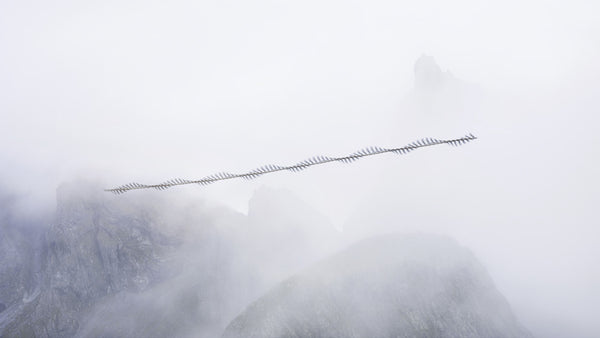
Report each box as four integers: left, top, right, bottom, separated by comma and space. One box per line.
0, 183, 186, 337
0, 184, 340, 338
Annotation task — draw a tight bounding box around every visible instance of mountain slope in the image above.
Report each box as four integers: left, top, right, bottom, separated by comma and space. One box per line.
223, 234, 531, 338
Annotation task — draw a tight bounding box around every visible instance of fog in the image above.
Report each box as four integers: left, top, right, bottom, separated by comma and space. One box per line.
1, 0, 599, 337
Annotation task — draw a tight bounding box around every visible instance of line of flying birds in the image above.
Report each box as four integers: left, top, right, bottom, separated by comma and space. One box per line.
106, 133, 477, 194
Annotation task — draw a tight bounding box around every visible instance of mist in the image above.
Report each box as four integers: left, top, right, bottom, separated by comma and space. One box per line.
1, 0, 599, 337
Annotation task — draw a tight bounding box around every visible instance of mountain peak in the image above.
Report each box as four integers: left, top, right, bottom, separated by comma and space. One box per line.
414, 54, 444, 92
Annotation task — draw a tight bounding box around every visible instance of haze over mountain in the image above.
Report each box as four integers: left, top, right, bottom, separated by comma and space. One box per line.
1, 51, 598, 337
1, 182, 533, 338
1, 1, 599, 336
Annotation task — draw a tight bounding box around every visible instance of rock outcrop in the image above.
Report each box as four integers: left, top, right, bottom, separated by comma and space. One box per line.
0, 192, 46, 337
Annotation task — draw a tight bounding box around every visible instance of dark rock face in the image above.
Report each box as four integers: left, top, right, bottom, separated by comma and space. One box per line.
0, 224, 30, 312
0, 184, 342, 338
223, 234, 532, 338
0, 191, 46, 337
0, 183, 183, 337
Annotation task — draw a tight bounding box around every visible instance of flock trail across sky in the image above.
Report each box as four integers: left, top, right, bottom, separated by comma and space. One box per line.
106, 133, 477, 194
